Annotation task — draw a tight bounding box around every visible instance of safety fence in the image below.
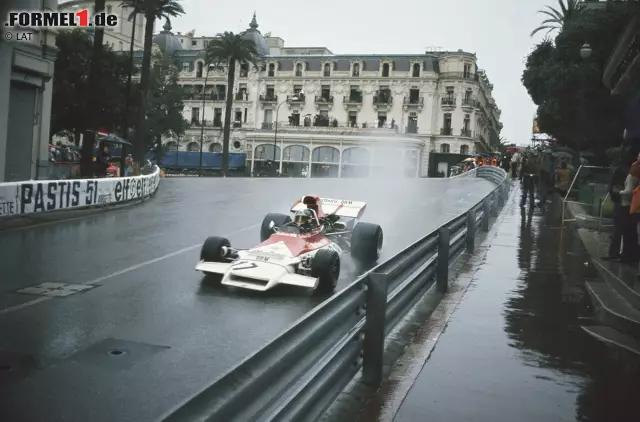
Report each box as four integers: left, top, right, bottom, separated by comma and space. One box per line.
560, 165, 614, 230
162, 166, 509, 422
0, 166, 161, 218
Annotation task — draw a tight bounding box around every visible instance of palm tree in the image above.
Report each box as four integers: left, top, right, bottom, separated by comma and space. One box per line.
530, 0, 584, 37
121, 0, 184, 167
205, 32, 262, 176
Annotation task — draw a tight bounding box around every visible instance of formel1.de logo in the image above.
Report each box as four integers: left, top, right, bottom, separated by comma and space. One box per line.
5, 10, 118, 28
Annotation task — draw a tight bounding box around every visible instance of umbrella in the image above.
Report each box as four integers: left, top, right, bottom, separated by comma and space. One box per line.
97, 133, 132, 146
462, 157, 476, 162
506, 146, 520, 151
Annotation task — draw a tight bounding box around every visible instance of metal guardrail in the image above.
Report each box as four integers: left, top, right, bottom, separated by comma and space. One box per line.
162, 166, 509, 422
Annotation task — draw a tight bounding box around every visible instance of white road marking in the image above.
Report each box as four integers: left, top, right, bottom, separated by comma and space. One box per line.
0, 223, 260, 316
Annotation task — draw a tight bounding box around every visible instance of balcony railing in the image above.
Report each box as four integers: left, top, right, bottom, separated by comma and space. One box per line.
258, 120, 399, 132
262, 122, 274, 129
235, 92, 249, 101
461, 97, 476, 107
343, 95, 363, 104
440, 127, 453, 135
189, 119, 217, 127
315, 96, 334, 103
441, 95, 456, 106
288, 94, 306, 103
373, 95, 393, 105
233, 121, 242, 128
460, 128, 473, 137
403, 97, 424, 106
438, 72, 480, 81
210, 93, 226, 101
406, 126, 419, 134
259, 94, 278, 102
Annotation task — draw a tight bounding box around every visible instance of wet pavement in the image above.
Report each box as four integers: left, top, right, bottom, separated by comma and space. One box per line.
361, 186, 640, 422
0, 176, 497, 422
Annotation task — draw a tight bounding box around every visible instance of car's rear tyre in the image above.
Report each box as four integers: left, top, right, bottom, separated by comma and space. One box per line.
260, 213, 292, 242
350, 222, 383, 263
312, 249, 340, 293
201, 236, 231, 262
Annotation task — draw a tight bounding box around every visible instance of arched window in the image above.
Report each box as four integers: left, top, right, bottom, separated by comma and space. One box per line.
352, 63, 360, 77
209, 143, 222, 153
323, 63, 331, 77
254, 144, 281, 160
268, 63, 275, 77
311, 146, 340, 163
412, 63, 420, 77
283, 145, 310, 162
440, 143, 450, 153
187, 142, 199, 152
460, 145, 469, 155
382, 63, 390, 77
342, 147, 370, 164
295, 63, 303, 77
165, 141, 178, 151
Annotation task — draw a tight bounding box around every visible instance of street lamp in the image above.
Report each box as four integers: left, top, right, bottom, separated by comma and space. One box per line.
273, 91, 303, 173
198, 64, 214, 177
578, 42, 593, 156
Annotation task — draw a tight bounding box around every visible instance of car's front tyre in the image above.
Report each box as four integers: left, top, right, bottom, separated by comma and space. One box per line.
201, 236, 231, 262
350, 222, 383, 263
260, 213, 292, 242
312, 249, 340, 293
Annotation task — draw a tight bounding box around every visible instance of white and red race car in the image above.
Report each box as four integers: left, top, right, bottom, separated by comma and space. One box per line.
195, 195, 383, 292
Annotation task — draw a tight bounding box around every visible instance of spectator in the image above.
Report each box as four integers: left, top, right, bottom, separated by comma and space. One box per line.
602, 154, 632, 261
520, 151, 540, 208
511, 150, 521, 178
614, 158, 640, 263
554, 161, 571, 197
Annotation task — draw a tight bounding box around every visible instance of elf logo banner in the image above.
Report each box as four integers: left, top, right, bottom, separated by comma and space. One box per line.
5, 10, 118, 28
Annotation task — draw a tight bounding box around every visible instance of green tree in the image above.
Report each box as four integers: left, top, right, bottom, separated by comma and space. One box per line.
145, 51, 189, 159
121, 0, 184, 163
530, 0, 584, 37
205, 32, 261, 176
50, 29, 132, 145
522, 6, 633, 157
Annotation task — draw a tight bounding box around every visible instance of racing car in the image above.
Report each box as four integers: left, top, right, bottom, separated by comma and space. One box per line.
195, 195, 383, 293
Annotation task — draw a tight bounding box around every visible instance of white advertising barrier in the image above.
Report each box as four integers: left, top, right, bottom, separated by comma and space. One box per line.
0, 166, 160, 218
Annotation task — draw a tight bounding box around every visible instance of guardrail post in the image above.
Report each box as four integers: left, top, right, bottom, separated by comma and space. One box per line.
490, 192, 498, 217
466, 210, 476, 253
437, 227, 450, 293
362, 272, 388, 386
498, 187, 505, 207
482, 199, 490, 231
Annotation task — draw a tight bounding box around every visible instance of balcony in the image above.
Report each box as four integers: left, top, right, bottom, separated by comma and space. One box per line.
461, 97, 476, 109
441, 95, 456, 109
262, 122, 274, 129
373, 95, 393, 111
460, 128, 473, 137
315, 95, 334, 111
343, 94, 363, 110
403, 96, 424, 110
257, 119, 399, 134
287, 94, 306, 104
233, 121, 242, 128
259, 94, 278, 108
440, 127, 453, 136
438, 72, 480, 81
189, 119, 217, 128
235, 92, 250, 101
210, 93, 226, 102
406, 126, 419, 134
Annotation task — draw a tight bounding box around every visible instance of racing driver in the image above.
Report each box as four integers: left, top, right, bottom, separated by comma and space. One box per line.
294, 209, 318, 233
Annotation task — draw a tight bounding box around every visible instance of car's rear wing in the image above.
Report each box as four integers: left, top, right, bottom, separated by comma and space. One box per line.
291, 197, 367, 219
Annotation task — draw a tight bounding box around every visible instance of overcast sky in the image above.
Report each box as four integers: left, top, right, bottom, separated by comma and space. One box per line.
166, 0, 553, 146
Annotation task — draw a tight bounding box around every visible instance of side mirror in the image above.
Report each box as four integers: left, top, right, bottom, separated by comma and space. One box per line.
268, 221, 275, 229
334, 222, 347, 231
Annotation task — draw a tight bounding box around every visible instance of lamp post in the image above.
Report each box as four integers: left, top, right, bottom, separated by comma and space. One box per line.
121, 0, 139, 173
578, 42, 593, 157
273, 91, 302, 174
198, 65, 213, 177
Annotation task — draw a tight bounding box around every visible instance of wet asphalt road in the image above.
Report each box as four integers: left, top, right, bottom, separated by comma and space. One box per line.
0, 176, 496, 422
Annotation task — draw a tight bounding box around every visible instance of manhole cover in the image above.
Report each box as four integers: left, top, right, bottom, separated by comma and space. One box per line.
108, 350, 126, 356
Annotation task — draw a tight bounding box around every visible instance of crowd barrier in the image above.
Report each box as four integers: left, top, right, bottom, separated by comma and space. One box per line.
161, 165, 510, 422
0, 166, 161, 218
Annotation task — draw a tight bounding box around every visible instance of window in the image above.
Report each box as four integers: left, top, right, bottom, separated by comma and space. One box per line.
244, 108, 248, 123
323, 63, 331, 77
412, 63, 420, 77
463, 115, 470, 131
446, 86, 454, 96
106, 5, 112, 14
295, 63, 303, 77
321, 85, 330, 100
294, 85, 303, 95
240, 63, 249, 77
348, 111, 358, 127
266, 85, 275, 99
352, 63, 360, 77
196, 62, 203, 78
118, 41, 123, 51
191, 107, 200, 123
460, 145, 469, 155
464, 89, 472, 100
182, 62, 191, 72
214, 108, 222, 127
409, 88, 420, 103
192, 40, 197, 46
463, 63, 472, 78
444, 113, 452, 128
268, 63, 275, 77
440, 143, 450, 153
382, 63, 390, 77
377, 112, 387, 128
